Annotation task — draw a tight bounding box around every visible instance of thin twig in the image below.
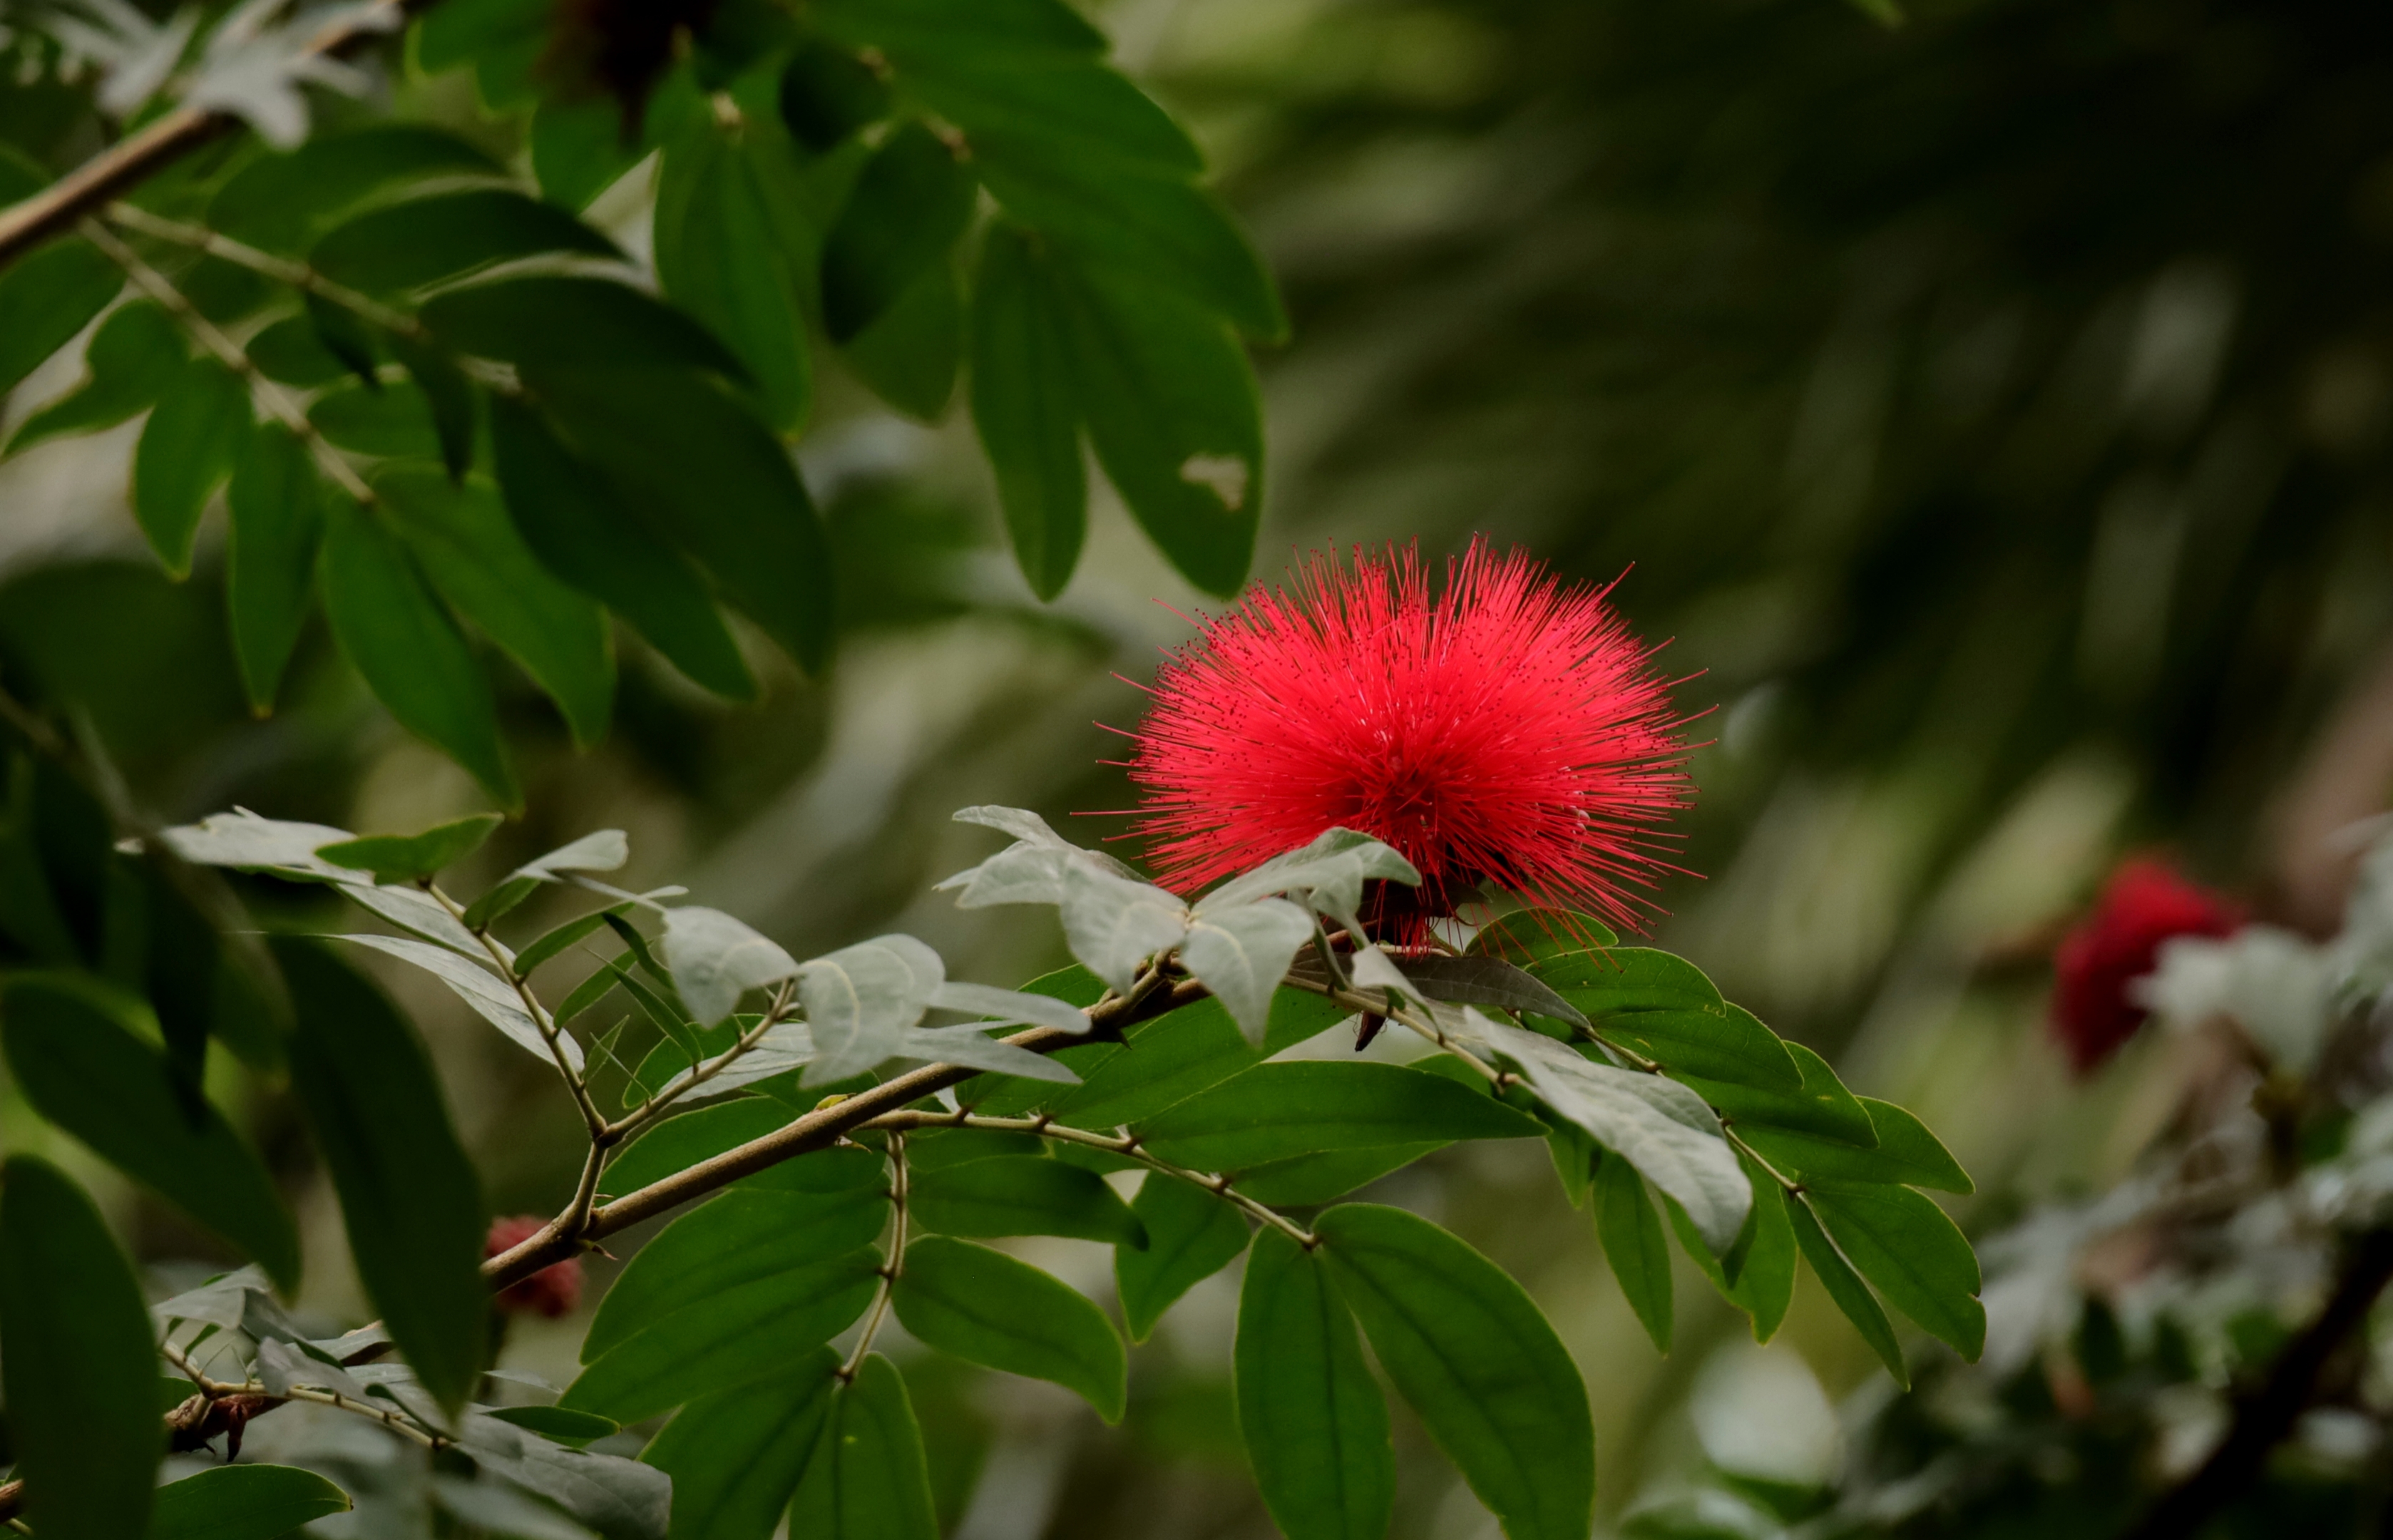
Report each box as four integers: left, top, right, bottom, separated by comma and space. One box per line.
429, 883, 607, 1139
872, 1107, 1318, 1248
103, 202, 423, 335
79, 217, 378, 506
840, 1131, 907, 1380
0, 0, 427, 270
483, 975, 1212, 1290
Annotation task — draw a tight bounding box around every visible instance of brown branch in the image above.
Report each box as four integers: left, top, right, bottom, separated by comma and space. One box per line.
483, 974, 1207, 1288
2121, 1225, 2393, 1540
0, 0, 426, 272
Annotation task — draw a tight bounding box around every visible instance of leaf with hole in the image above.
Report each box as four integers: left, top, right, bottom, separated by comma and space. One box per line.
893, 1236, 1126, 1420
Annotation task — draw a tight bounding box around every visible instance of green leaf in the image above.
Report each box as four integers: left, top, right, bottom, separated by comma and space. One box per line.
1594, 1149, 1671, 1354
975, 145, 1283, 340
1466, 910, 1621, 959
319, 498, 518, 806
603, 1097, 796, 1195
488, 393, 756, 700
207, 125, 501, 253
1664, 1159, 1795, 1346
387, 330, 477, 481
812, 0, 1105, 61
1, 980, 299, 1290
1680, 1042, 1876, 1146
1236, 1226, 1394, 1540
565, 1246, 881, 1423
272, 936, 487, 1413
898, 58, 1201, 175
642, 1353, 838, 1540
1391, 955, 1591, 1030
911, 1154, 1146, 1247
414, 0, 548, 108
316, 812, 502, 883
1785, 1191, 1907, 1387
820, 121, 975, 344
224, 422, 323, 712
147, 1464, 352, 1539
531, 97, 645, 211
1314, 1204, 1594, 1540
1115, 1174, 1249, 1340
374, 465, 616, 746
584, 1188, 892, 1362
1803, 1181, 1984, 1358
6, 299, 185, 456
134, 359, 250, 577
841, 260, 961, 421
307, 291, 381, 387
1054, 261, 1261, 598
1233, 1144, 1444, 1207
310, 188, 621, 294
1046, 995, 1254, 1129
1137, 1060, 1540, 1172
0, 1156, 160, 1540
893, 1236, 1127, 1420
247, 315, 350, 386
779, 40, 891, 150
527, 367, 835, 672
308, 378, 439, 459
1738, 1098, 1973, 1194
786, 1354, 940, 1540
423, 274, 753, 381
656, 124, 814, 434
970, 225, 1084, 597
0, 240, 122, 398
483, 1405, 618, 1447
513, 903, 631, 977
1510, 946, 1798, 1092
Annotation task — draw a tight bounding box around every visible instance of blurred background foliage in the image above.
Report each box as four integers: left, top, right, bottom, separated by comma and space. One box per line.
6, 0, 2393, 1532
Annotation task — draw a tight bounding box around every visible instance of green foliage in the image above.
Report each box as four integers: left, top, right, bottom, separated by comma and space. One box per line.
273, 936, 488, 1413
1117, 1175, 1250, 1341
786, 1355, 943, 1540
893, 1236, 1129, 1422
0, 979, 299, 1290
1137, 1059, 1543, 1170
1316, 1203, 1596, 1540
146, 1466, 352, 1539
1236, 1226, 1395, 1540
909, 1154, 1148, 1246
315, 811, 503, 883
641, 1356, 838, 1540
0, 1156, 161, 1540
1594, 1149, 1674, 1353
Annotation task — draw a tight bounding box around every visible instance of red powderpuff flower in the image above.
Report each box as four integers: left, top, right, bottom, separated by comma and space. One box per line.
1123, 539, 1694, 938
2051, 858, 2243, 1073
486, 1216, 583, 1318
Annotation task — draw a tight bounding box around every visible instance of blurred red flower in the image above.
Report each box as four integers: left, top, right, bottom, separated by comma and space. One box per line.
2051, 858, 2243, 1072
486, 1215, 583, 1318
1124, 539, 1693, 938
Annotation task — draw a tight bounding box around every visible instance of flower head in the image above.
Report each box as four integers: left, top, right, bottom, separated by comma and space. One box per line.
1123, 539, 1693, 936
486, 1215, 583, 1318
2051, 858, 2243, 1073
